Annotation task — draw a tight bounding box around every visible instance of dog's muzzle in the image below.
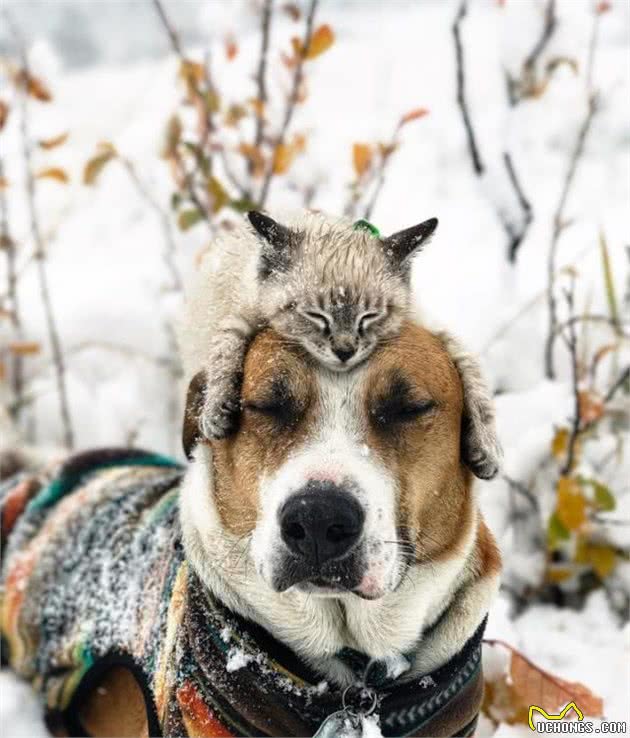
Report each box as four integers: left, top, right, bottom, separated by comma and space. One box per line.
275, 481, 366, 593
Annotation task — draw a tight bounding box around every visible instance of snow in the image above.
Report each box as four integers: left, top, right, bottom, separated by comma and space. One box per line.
1, 0, 628, 735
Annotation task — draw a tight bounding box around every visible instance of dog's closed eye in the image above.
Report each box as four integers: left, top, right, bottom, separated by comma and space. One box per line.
243, 378, 303, 428
370, 373, 436, 427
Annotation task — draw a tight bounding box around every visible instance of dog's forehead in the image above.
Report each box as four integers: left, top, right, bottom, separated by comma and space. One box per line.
242, 323, 462, 407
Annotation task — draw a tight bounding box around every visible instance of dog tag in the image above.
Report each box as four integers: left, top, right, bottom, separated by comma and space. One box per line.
313, 709, 363, 738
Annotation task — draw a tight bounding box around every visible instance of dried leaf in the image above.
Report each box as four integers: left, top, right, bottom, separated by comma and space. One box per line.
224, 103, 247, 127
16, 70, 52, 102
545, 565, 573, 584
249, 98, 265, 118
38, 131, 69, 150
207, 177, 229, 214
238, 143, 265, 178
580, 479, 616, 512
399, 107, 430, 126
551, 427, 568, 458
0, 177, 8, 190
578, 390, 605, 425
352, 143, 373, 178
547, 512, 570, 549
225, 35, 238, 61
510, 649, 603, 717
294, 25, 335, 61
9, 341, 41, 356
556, 477, 586, 531
596, 1, 611, 14
83, 146, 116, 186
282, 3, 301, 21
178, 209, 204, 231
36, 167, 69, 184
180, 59, 205, 87
162, 115, 182, 159
272, 143, 293, 175
0, 100, 8, 130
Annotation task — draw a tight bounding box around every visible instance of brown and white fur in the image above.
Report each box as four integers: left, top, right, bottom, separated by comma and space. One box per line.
179, 211, 437, 439
180, 320, 502, 686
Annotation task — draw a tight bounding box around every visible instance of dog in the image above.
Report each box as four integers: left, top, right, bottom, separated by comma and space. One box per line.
0, 320, 501, 737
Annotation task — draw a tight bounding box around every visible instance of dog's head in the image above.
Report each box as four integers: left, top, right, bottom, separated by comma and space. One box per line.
183, 321, 500, 600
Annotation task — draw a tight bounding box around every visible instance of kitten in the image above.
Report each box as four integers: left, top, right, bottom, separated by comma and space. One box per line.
179, 210, 437, 442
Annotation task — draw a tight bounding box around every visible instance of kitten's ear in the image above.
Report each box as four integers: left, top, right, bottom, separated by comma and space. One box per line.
382, 217, 438, 268
182, 370, 207, 460
248, 211, 296, 279
247, 211, 292, 251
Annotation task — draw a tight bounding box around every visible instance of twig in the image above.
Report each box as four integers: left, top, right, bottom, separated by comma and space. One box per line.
119, 157, 182, 292
253, 0, 273, 153
8, 12, 74, 449
152, 0, 184, 58
503, 152, 533, 262
152, 0, 215, 225
561, 284, 581, 476
452, 0, 484, 176
604, 366, 630, 403
258, 0, 318, 207
503, 474, 539, 511
544, 95, 598, 379
0, 155, 24, 418
522, 0, 557, 89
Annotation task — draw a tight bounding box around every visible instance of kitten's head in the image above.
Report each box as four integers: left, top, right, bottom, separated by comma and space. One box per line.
248, 211, 438, 371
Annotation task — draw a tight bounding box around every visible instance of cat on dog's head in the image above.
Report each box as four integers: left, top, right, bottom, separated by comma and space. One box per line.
248, 211, 438, 371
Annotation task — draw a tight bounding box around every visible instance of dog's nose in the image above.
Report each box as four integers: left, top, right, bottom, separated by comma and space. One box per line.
279, 486, 364, 566
332, 345, 356, 363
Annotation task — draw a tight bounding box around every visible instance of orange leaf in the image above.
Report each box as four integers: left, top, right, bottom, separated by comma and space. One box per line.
556, 477, 586, 531
510, 649, 603, 717
83, 145, 116, 186
0, 100, 8, 130
0, 177, 8, 190
352, 143, 373, 178
399, 107, 430, 126
16, 71, 52, 102
8, 341, 41, 356
272, 144, 293, 175
38, 131, 69, 150
596, 1, 611, 13
578, 390, 605, 425
551, 428, 568, 459
303, 25, 335, 60
249, 98, 265, 118
225, 35, 238, 61
36, 167, 69, 184
238, 143, 265, 178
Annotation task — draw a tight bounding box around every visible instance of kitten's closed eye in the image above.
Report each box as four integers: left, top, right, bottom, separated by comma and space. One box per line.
357, 311, 382, 336
303, 311, 331, 336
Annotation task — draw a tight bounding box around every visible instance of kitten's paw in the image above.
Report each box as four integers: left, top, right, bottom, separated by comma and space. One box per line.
200, 377, 242, 439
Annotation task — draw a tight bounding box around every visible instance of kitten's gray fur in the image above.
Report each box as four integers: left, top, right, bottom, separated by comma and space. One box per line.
179, 210, 437, 442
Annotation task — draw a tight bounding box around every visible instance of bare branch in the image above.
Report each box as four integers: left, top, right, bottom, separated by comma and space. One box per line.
560, 283, 581, 476
452, 0, 484, 176
604, 366, 630, 404
253, 0, 273, 153
118, 157, 182, 292
258, 0, 318, 207
6, 11, 74, 449
503, 151, 533, 262
0, 155, 24, 419
152, 0, 185, 59
544, 95, 598, 379
522, 1, 557, 83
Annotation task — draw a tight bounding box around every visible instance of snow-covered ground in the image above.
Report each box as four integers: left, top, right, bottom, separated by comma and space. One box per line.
1, 0, 628, 735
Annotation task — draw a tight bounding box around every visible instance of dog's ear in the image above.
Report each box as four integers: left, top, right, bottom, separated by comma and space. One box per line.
248, 211, 295, 279
182, 370, 207, 460
382, 217, 438, 269
438, 332, 502, 480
